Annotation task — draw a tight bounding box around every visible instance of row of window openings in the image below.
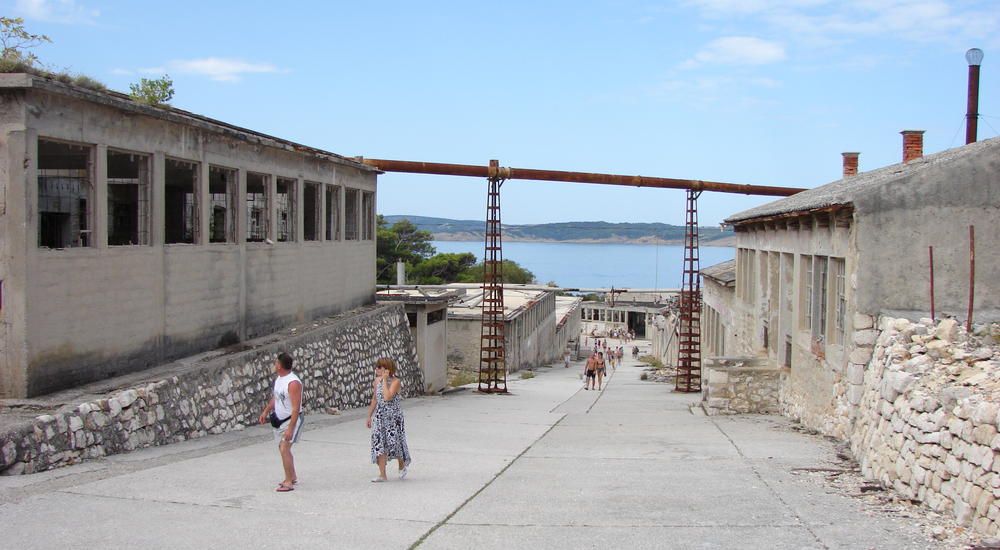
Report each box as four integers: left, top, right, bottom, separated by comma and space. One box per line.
582, 308, 627, 323
736, 248, 847, 347
37, 139, 375, 249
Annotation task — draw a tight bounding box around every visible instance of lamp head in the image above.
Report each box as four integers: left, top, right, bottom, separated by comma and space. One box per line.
966, 48, 984, 66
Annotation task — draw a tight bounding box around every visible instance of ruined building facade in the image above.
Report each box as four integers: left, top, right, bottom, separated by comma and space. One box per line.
0, 74, 378, 397
706, 133, 1000, 433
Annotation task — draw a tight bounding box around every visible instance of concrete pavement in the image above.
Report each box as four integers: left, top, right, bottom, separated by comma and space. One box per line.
0, 348, 944, 549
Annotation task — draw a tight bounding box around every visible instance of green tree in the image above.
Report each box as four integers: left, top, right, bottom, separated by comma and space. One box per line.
409, 252, 477, 284
129, 75, 174, 106
0, 17, 51, 71
376, 215, 436, 283
458, 259, 535, 284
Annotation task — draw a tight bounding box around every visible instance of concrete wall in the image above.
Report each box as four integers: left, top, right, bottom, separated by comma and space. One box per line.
410, 303, 448, 394
702, 278, 736, 357
0, 303, 420, 475
0, 81, 377, 397
852, 142, 1000, 320
731, 217, 859, 438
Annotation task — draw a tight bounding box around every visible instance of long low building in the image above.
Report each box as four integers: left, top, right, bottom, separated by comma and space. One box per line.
0, 74, 379, 397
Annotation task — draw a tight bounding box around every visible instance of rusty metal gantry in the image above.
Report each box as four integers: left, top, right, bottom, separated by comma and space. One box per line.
359, 157, 803, 392
478, 160, 508, 393
675, 189, 703, 393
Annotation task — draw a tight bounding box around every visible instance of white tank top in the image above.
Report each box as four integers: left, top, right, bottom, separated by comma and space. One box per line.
273, 372, 302, 419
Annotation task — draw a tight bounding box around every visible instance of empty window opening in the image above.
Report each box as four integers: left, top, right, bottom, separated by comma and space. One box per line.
276, 178, 295, 242
325, 185, 340, 241
427, 308, 445, 324
800, 255, 813, 331
38, 139, 93, 248
164, 158, 199, 244
834, 259, 846, 344
246, 172, 269, 242
812, 256, 829, 343
209, 166, 236, 243
303, 182, 320, 241
344, 188, 359, 240
107, 150, 150, 246
362, 191, 375, 240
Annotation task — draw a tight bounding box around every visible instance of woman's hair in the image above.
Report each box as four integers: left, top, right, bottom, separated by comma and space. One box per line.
376, 357, 397, 376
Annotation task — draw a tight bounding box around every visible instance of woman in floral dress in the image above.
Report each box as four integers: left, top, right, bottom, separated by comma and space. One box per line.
366, 357, 411, 482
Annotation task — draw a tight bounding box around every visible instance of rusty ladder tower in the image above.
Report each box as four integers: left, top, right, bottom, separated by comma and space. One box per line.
675, 189, 702, 392
478, 160, 508, 393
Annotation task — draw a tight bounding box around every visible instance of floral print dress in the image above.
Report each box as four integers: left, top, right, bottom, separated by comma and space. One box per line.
370, 379, 411, 466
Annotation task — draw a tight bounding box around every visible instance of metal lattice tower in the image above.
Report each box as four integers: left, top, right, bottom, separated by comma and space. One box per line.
675, 189, 702, 393
478, 160, 508, 393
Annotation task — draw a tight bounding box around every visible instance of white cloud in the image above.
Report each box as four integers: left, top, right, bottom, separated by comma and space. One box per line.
15, 0, 99, 24
137, 66, 167, 75
109, 68, 132, 75
681, 37, 786, 68
684, 0, 1000, 47
167, 58, 283, 82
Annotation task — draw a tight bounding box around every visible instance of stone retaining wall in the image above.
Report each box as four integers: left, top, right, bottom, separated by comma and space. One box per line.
0, 303, 420, 475
850, 317, 1000, 535
702, 357, 782, 415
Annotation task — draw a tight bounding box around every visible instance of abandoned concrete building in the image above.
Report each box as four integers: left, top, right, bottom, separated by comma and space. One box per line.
444, 284, 574, 373
375, 288, 459, 394
702, 133, 1000, 431
0, 74, 379, 398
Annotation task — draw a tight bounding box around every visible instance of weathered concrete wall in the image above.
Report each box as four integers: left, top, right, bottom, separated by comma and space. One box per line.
731, 218, 859, 439
853, 139, 1000, 320
702, 277, 736, 357
1, 81, 377, 397
849, 316, 1000, 535
0, 303, 419, 475
702, 357, 780, 415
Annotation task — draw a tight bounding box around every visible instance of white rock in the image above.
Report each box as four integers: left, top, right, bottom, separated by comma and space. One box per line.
936, 319, 959, 342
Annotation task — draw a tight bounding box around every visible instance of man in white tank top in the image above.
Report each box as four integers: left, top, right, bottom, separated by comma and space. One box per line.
258, 352, 303, 492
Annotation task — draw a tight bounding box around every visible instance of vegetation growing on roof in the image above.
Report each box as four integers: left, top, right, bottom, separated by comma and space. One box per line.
0, 16, 107, 92
129, 74, 174, 106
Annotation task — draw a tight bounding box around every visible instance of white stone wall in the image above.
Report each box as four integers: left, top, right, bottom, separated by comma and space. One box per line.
850, 316, 1000, 535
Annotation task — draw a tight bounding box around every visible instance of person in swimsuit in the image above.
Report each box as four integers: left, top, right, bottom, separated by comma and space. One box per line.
584, 353, 597, 390
595, 352, 607, 390
366, 357, 411, 482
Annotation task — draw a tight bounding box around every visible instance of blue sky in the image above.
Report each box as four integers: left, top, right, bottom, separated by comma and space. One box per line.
6, 0, 999, 225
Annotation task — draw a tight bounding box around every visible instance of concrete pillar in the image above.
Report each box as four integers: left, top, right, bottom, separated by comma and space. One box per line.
197, 162, 210, 245
319, 183, 328, 241
94, 145, 108, 249
268, 173, 278, 242
295, 177, 304, 243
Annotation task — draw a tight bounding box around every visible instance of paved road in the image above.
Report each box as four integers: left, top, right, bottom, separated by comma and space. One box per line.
0, 351, 940, 549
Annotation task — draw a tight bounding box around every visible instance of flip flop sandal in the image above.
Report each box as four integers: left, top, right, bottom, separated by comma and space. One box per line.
275, 484, 294, 492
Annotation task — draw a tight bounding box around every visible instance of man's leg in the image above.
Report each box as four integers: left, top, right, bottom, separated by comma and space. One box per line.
279, 441, 296, 486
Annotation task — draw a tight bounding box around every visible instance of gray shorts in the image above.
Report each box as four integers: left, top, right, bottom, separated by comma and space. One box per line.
273, 416, 303, 445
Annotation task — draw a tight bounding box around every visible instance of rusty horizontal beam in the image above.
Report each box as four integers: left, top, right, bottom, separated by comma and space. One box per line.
358, 158, 804, 197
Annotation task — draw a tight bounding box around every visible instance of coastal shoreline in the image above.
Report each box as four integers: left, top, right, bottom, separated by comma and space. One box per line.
431, 234, 736, 247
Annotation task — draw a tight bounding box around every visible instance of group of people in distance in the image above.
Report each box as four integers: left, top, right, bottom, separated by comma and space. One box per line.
258, 353, 411, 492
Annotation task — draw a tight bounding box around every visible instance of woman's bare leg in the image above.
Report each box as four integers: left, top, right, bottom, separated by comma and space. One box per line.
376, 455, 388, 479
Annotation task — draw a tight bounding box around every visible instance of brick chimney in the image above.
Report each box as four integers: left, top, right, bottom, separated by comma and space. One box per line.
901, 130, 924, 163
841, 152, 859, 177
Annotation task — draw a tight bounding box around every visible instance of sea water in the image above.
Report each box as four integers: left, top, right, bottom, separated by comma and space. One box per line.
431, 241, 735, 290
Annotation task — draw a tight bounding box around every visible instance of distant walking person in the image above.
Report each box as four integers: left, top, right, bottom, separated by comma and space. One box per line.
366, 357, 411, 482
258, 352, 303, 493
584, 353, 597, 390
596, 352, 607, 390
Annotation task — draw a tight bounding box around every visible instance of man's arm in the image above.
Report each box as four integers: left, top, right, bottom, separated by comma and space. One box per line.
258, 396, 275, 424
283, 381, 302, 440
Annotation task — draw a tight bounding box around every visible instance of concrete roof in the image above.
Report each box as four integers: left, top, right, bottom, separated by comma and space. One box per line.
725, 136, 1000, 224
700, 259, 736, 286
555, 295, 583, 328
375, 288, 464, 303
442, 283, 554, 321
0, 73, 377, 173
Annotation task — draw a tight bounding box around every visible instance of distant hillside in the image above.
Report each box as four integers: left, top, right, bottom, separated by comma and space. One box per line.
383, 215, 735, 246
